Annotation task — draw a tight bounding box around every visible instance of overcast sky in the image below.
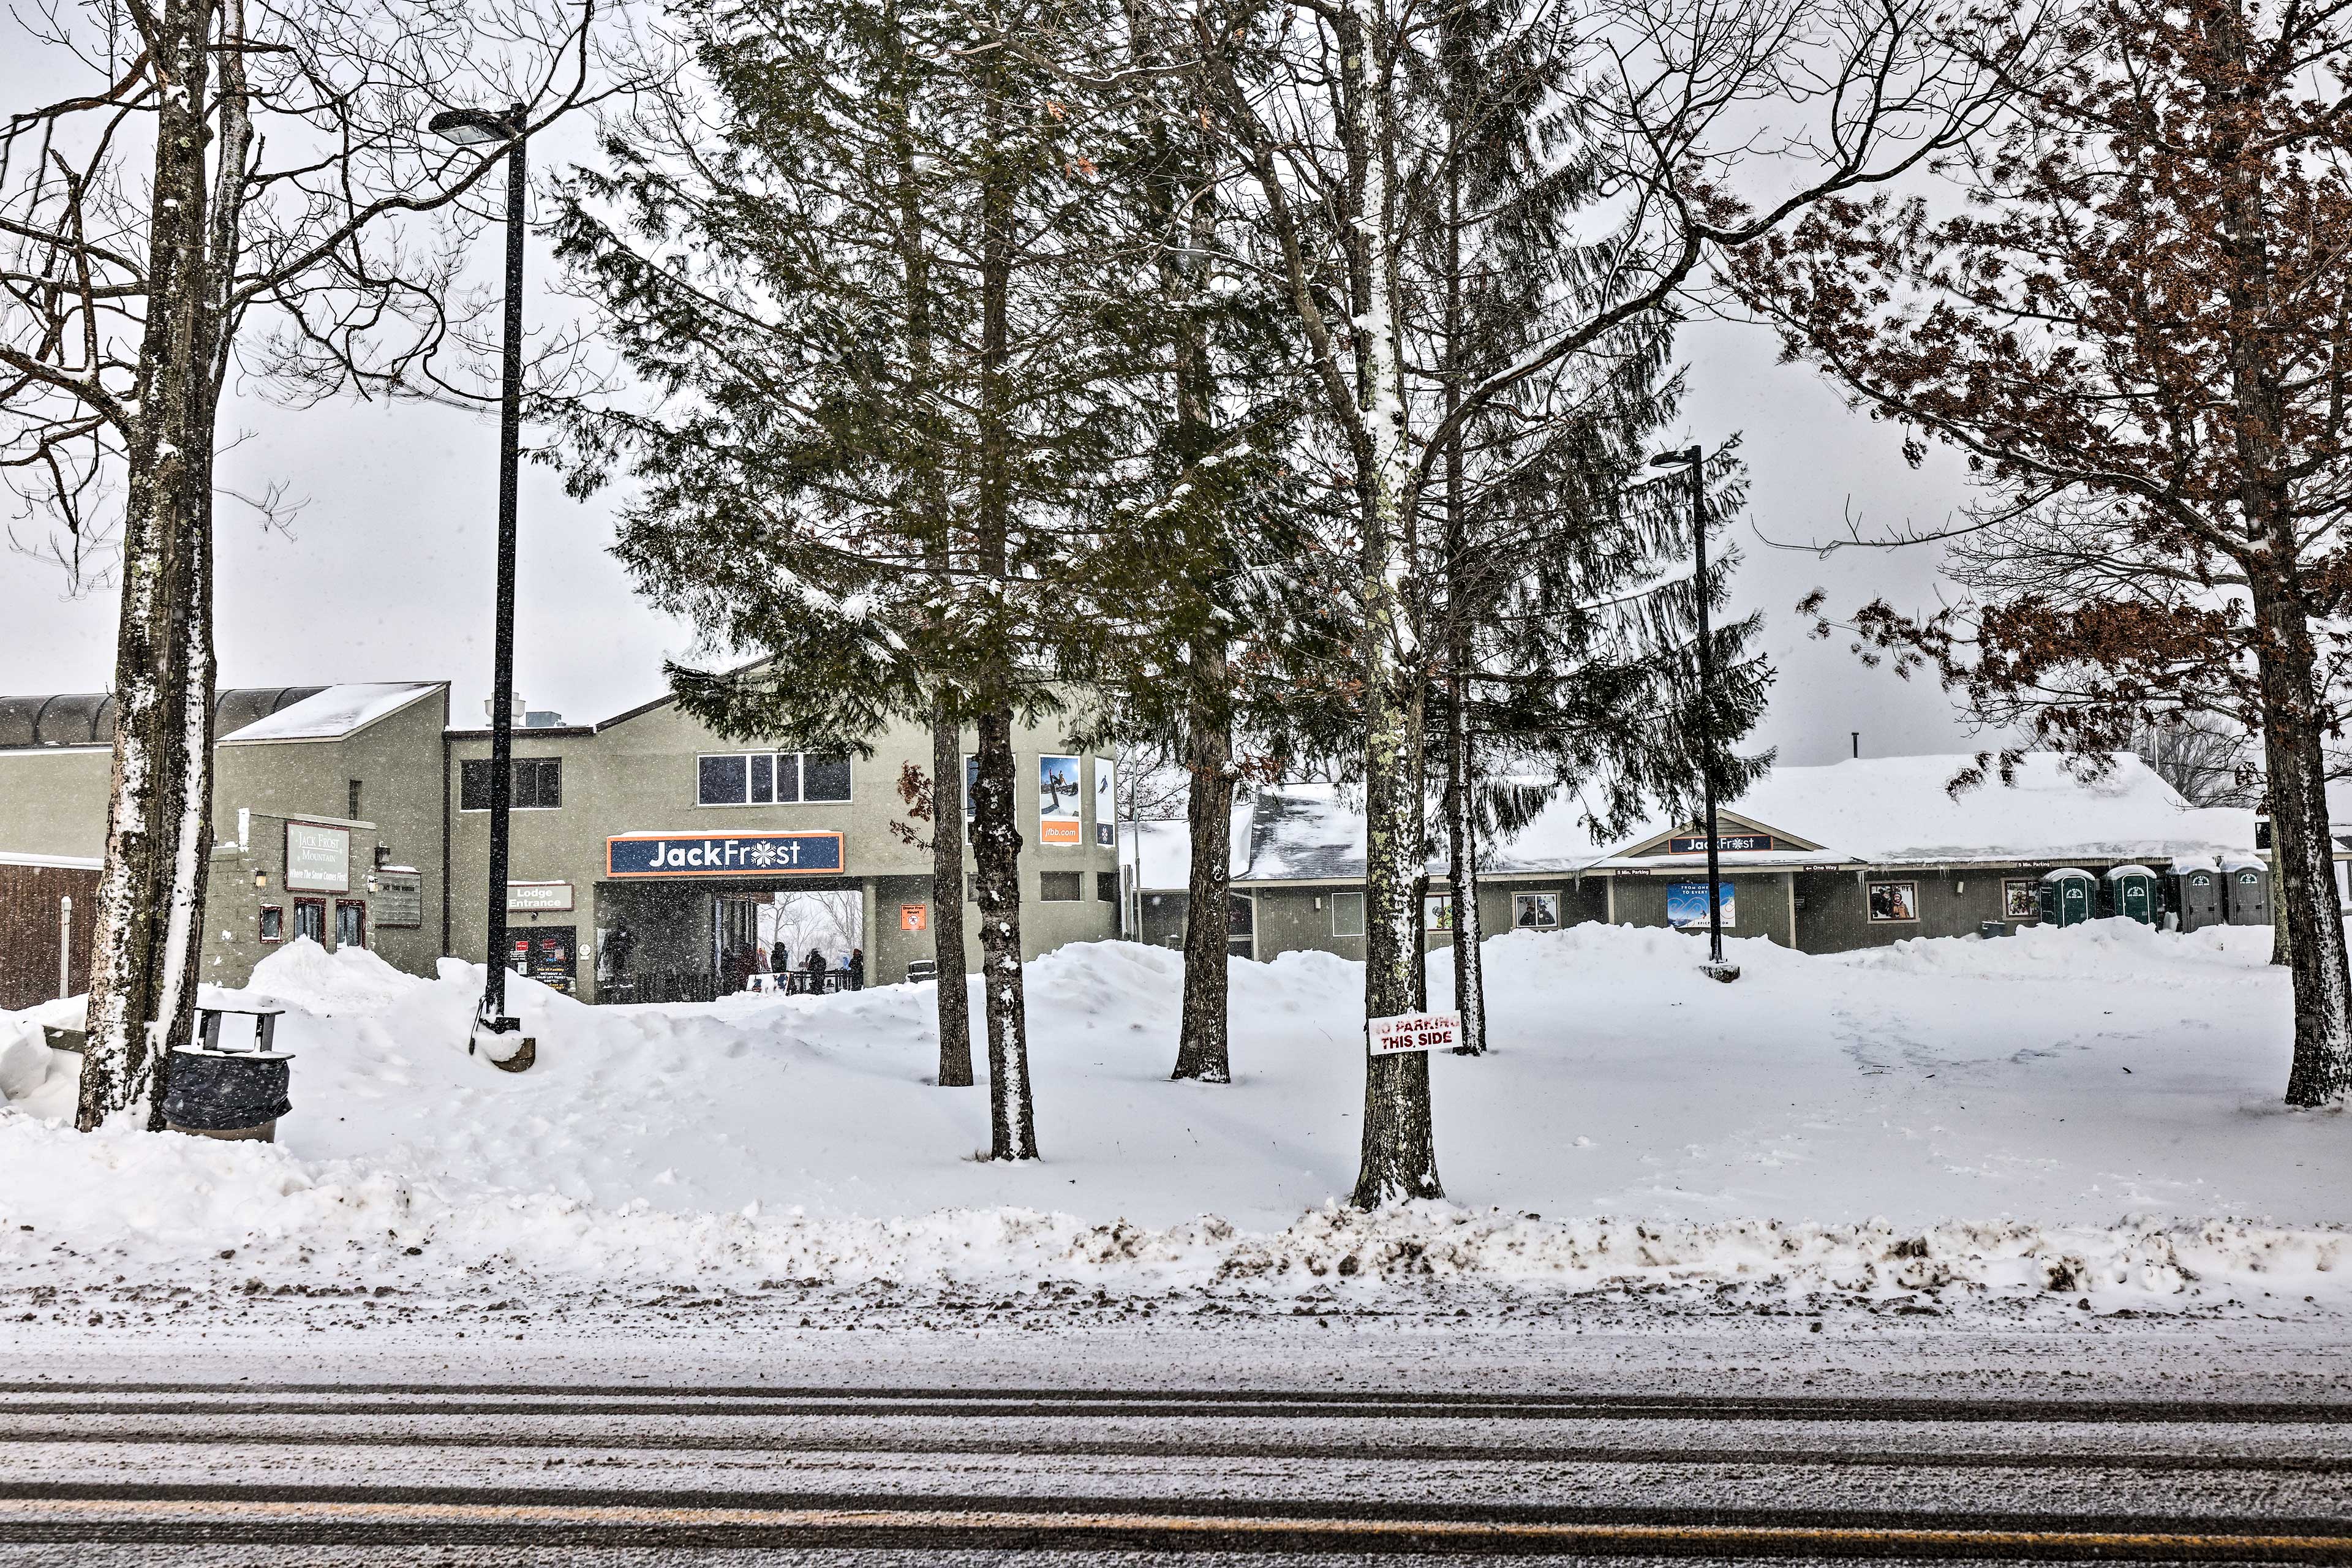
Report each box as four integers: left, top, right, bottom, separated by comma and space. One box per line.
0, 31, 1984, 768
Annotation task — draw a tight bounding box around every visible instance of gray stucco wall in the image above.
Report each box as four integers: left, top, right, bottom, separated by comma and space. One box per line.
1602, 870, 1799, 949
1793, 866, 2048, 950
0, 687, 450, 992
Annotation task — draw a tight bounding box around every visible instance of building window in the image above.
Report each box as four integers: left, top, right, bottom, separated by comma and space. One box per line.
1423, 893, 1453, 932
1513, 892, 1560, 930
461, 756, 562, 810
258, 906, 284, 943
1868, 881, 1920, 922
698, 751, 851, 806
2003, 879, 2038, 919
347, 778, 363, 819
335, 899, 368, 951
1330, 891, 1366, 938
292, 898, 326, 944
1040, 870, 1084, 902
1097, 871, 1118, 902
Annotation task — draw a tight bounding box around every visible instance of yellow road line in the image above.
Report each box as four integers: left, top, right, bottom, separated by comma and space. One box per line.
0, 1496, 2342, 1554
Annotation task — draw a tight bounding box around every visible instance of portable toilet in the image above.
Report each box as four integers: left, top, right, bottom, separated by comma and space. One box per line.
2102, 864, 2159, 927
2222, 855, 2271, 927
2169, 858, 2224, 932
2038, 867, 2096, 927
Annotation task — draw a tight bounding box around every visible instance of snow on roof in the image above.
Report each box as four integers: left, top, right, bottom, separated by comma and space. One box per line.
1120, 805, 1251, 890
0, 851, 102, 870
1165, 753, 2256, 888
1713, 753, 2253, 865
222, 683, 440, 743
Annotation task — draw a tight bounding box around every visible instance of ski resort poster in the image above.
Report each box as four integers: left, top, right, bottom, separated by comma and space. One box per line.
1094, 758, 1115, 846
1667, 881, 1736, 929
1039, 755, 1082, 845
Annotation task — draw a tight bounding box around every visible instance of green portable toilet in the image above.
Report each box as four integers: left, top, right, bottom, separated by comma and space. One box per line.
2168, 858, 2223, 932
2102, 864, 2158, 926
2222, 855, 2271, 927
2038, 867, 2095, 927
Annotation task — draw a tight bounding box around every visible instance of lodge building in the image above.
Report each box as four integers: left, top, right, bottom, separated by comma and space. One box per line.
1123, 754, 2278, 963
0, 679, 1118, 1008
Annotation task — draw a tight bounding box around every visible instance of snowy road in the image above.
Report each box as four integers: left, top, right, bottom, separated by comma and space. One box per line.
1, 1374, 2346, 1561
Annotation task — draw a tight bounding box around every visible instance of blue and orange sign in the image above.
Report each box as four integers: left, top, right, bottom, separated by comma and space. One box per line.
606, 831, 844, 878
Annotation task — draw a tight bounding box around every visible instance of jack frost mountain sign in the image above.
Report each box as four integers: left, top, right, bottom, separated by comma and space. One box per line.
1368, 1011, 1460, 1056
284, 822, 350, 892
606, 832, 845, 877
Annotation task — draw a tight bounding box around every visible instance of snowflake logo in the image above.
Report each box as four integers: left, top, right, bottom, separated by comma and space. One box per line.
747, 841, 779, 869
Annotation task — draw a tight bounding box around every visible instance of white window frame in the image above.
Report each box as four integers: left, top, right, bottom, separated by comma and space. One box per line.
1867, 880, 1920, 922
1512, 892, 1560, 930
1330, 891, 1366, 938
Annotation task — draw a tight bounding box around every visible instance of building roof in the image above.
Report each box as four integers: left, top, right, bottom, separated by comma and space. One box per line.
1125, 753, 2258, 889
222, 683, 442, 743
0, 683, 442, 750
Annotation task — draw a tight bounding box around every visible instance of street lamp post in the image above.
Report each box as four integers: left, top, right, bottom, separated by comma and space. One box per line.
431, 104, 537, 1060
1653, 444, 1738, 983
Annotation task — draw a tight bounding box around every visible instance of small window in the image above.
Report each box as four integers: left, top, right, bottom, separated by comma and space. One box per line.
1331, 891, 1366, 938
1040, 870, 1084, 902
2003, 878, 2038, 919
698, 753, 748, 805
1096, 871, 1118, 902
292, 898, 326, 944
803, 752, 851, 802
258, 906, 284, 943
514, 757, 562, 810
1868, 881, 1919, 922
1423, 893, 1453, 932
347, 778, 363, 819
749, 752, 775, 804
1513, 892, 1559, 930
462, 757, 562, 810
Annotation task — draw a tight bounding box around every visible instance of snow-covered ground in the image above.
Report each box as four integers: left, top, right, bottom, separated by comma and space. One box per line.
0, 922, 2343, 1331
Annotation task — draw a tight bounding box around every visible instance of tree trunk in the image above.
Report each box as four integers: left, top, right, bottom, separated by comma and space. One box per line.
2248, 568, 2352, 1105
930, 703, 974, 1087
1173, 634, 1234, 1082
78, 0, 220, 1133
1347, 0, 1441, 1208
1446, 680, 1488, 1054
971, 707, 1037, 1157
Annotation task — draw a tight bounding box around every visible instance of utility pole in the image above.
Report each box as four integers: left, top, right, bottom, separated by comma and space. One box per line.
1654, 445, 1738, 982
431, 104, 537, 1067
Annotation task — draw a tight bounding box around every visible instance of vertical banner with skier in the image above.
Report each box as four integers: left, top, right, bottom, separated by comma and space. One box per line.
1039, 755, 1082, 845
1093, 758, 1115, 847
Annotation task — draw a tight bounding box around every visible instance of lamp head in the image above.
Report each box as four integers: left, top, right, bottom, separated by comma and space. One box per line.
429, 107, 520, 147
1650, 446, 1702, 470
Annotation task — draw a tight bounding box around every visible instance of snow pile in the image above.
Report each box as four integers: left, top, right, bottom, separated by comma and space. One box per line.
0, 922, 2343, 1316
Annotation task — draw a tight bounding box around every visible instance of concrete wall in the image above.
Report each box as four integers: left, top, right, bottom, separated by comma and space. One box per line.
1139, 876, 1612, 963
448, 703, 1118, 998
0, 749, 113, 858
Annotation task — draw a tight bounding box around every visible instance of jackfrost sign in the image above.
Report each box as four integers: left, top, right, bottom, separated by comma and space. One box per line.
606, 832, 844, 877
1368, 1011, 1459, 1056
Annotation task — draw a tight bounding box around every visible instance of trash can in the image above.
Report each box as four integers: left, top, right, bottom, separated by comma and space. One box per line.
1978, 920, 2012, 939
2038, 867, 2095, 927
2222, 856, 2271, 927
2169, 859, 2223, 932
2101, 864, 2159, 927
161, 1046, 293, 1142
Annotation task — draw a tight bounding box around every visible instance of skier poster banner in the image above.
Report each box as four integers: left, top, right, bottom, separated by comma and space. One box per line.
1093, 758, 1115, 847
1039, 755, 1082, 845
1667, 881, 1736, 929
1368, 1011, 1460, 1056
